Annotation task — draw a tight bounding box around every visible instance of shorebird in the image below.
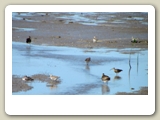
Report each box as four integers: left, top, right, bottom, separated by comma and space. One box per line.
93, 36, 98, 43
131, 36, 138, 43
85, 57, 91, 64
101, 73, 110, 83
22, 76, 34, 81
26, 36, 31, 43
111, 68, 123, 75
50, 74, 60, 81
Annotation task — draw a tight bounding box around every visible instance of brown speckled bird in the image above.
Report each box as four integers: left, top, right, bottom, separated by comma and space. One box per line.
85, 57, 91, 64
101, 73, 110, 83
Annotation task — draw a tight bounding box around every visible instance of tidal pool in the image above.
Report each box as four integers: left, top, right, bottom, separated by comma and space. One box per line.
12, 42, 148, 95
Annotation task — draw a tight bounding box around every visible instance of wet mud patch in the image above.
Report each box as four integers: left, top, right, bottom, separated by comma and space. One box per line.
12, 75, 33, 92
116, 87, 148, 95
12, 74, 61, 93
32, 74, 61, 85
31, 74, 50, 82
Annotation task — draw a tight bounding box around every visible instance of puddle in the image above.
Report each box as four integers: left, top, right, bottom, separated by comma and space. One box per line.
57, 13, 107, 26
140, 21, 148, 25
109, 20, 125, 24
80, 22, 98, 26
12, 42, 148, 95
132, 17, 144, 21
12, 27, 36, 32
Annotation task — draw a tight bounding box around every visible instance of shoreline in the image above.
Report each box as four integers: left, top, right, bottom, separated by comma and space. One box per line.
13, 40, 148, 50
12, 75, 148, 95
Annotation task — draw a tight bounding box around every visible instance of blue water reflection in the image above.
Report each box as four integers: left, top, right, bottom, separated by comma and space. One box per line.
12, 42, 148, 95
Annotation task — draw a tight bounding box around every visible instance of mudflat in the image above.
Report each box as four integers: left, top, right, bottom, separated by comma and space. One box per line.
12, 12, 148, 94
12, 12, 148, 49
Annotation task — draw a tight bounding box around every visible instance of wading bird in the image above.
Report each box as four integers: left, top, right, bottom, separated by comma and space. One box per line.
111, 67, 123, 75
85, 57, 91, 65
101, 73, 110, 83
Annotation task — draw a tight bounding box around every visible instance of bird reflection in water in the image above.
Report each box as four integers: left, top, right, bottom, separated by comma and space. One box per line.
26, 36, 32, 52
113, 75, 122, 81
101, 84, 110, 95
85, 64, 90, 70
46, 80, 60, 90
26, 44, 31, 56
26, 45, 31, 50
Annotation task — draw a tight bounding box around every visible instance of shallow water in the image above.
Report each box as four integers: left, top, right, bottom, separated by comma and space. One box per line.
12, 42, 148, 95
13, 27, 36, 32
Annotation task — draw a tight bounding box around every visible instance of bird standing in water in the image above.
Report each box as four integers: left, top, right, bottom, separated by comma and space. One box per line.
101, 73, 110, 83
26, 36, 31, 43
111, 67, 123, 75
85, 57, 91, 65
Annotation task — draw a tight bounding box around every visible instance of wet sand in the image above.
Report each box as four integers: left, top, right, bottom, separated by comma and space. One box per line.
116, 87, 148, 95
12, 12, 148, 49
12, 75, 33, 92
12, 12, 148, 94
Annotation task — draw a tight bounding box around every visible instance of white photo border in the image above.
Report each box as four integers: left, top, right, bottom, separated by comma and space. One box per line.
5, 5, 155, 115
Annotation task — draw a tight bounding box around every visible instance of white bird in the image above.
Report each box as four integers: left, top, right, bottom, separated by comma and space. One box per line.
50, 74, 60, 81
93, 36, 98, 43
